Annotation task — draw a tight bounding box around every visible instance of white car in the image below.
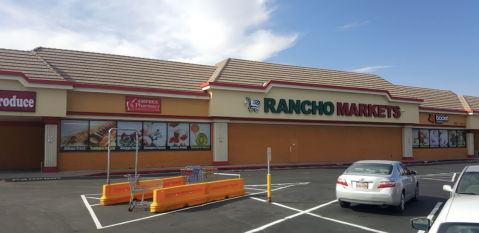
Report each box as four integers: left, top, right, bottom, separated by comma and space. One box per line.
411, 165, 479, 232
336, 160, 419, 213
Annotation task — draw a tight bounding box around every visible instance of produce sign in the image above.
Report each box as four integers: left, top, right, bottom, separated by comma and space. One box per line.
0, 90, 36, 112
125, 96, 161, 113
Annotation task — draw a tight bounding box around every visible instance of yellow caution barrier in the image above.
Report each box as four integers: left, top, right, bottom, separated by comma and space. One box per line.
150, 178, 245, 213
100, 176, 184, 206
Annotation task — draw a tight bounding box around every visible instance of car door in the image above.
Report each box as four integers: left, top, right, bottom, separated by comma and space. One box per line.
400, 163, 414, 200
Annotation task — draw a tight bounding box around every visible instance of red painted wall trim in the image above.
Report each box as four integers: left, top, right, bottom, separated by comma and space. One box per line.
402, 157, 414, 160
43, 117, 61, 125
0, 70, 75, 85
212, 161, 230, 166
43, 167, 58, 173
419, 107, 469, 114
467, 155, 476, 158
67, 111, 415, 127
0, 121, 44, 126
412, 124, 466, 129
201, 81, 424, 103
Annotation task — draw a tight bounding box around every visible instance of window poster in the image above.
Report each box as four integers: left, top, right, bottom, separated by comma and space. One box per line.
89, 121, 117, 151
143, 122, 167, 150
167, 122, 189, 149
117, 121, 142, 150
60, 120, 89, 151
457, 131, 466, 148
448, 130, 457, 148
190, 123, 211, 149
429, 130, 439, 148
412, 129, 419, 148
419, 129, 430, 148
439, 130, 449, 147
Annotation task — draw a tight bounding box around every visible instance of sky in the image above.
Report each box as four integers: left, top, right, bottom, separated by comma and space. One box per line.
0, 0, 477, 96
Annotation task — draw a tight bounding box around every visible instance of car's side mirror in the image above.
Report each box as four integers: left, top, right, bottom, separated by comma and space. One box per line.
411, 170, 417, 175
411, 218, 431, 231
443, 185, 453, 192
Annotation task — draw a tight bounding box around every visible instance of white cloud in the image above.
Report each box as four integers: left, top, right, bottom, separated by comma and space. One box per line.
0, 0, 297, 65
350, 66, 392, 73
338, 21, 370, 30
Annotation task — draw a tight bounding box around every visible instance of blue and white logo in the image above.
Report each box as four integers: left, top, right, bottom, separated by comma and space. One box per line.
246, 97, 261, 112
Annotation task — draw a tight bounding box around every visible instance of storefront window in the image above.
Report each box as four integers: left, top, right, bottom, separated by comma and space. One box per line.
448, 130, 457, 148
89, 121, 117, 151
412, 129, 465, 149
419, 129, 430, 148
457, 131, 466, 148
60, 120, 89, 151
167, 123, 190, 149
143, 122, 167, 150
117, 121, 142, 150
439, 130, 449, 147
412, 129, 419, 148
429, 130, 439, 148
190, 123, 211, 150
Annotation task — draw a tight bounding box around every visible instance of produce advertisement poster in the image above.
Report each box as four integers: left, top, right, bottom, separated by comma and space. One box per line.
167, 123, 189, 149
429, 130, 439, 148
439, 130, 449, 147
117, 121, 142, 150
60, 120, 89, 151
190, 123, 211, 149
448, 130, 457, 147
419, 129, 430, 148
457, 131, 466, 147
143, 122, 167, 150
89, 121, 117, 151
412, 129, 419, 148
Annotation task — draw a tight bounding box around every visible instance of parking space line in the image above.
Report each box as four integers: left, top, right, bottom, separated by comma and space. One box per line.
417, 202, 443, 233
90, 204, 101, 207
81, 195, 103, 229
420, 178, 453, 182
245, 188, 266, 191
82, 182, 309, 229
244, 200, 338, 233
248, 197, 387, 233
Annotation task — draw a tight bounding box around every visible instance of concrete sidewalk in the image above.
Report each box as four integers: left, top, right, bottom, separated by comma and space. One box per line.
1, 158, 477, 181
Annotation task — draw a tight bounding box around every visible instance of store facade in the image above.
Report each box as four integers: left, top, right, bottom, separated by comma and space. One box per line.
0, 47, 477, 172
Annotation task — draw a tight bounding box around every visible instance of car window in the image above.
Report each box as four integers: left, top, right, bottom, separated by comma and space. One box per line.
456, 172, 479, 194
400, 164, 412, 175
397, 165, 406, 176
345, 163, 393, 175
437, 222, 479, 233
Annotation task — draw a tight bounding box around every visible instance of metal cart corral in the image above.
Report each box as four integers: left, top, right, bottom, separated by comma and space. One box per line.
125, 174, 163, 212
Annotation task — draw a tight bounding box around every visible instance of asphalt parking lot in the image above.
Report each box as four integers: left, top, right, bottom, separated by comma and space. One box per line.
0, 162, 474, 233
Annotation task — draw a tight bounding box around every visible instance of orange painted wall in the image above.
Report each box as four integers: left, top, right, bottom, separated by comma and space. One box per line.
58, 150, 213, 171
67, 91, 209, 116
0, 125, 44, 169
228, 123, 403, 164
413, 148, 468, 160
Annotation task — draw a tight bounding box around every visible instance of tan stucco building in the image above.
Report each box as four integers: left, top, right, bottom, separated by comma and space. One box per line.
0, 47, 477, 172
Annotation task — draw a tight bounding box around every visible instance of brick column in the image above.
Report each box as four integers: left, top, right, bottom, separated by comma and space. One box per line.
467, 131, 475, 158
402, 126, 414, 160
43, 117, 60, 172
212, 121, 229, 166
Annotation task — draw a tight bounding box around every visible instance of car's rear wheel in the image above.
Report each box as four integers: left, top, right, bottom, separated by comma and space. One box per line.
339, 201, 351, 208
394, 192, 405, 213
412, 184, 419, 202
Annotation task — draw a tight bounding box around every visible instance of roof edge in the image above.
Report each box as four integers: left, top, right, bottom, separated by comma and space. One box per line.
207, 58, 230, 83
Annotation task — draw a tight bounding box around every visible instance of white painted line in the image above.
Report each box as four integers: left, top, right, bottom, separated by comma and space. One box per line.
244, 188, 266, 191
85, 182, 307, 229
83, 193, 102, 196
427, 202, 443, 219
249, 198, 387, 233
420, 178, 453, 182
90, 204, 101, 207
244, 200, 337, 233
81, 195, 102, 229
245, 182, 309, 187
86, 197, 101, 199
451, 173, 456, 182
214, 173, 241, 178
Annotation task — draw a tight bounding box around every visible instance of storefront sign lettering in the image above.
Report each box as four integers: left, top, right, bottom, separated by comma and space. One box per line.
0, 90, 36, 112
428, 114, 448, 124
261, 98, 401, 118
126, 96, 161, 113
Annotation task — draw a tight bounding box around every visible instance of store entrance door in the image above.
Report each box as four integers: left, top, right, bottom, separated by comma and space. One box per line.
289, 139, 299, 162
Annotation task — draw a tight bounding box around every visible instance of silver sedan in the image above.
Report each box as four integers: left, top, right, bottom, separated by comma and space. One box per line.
335, 160, 419, 213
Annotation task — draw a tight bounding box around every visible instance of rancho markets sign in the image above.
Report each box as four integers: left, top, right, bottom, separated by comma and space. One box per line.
251, 98, 402, 118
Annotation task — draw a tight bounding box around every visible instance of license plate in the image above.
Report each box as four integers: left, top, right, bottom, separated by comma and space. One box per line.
357, 182, 368, 189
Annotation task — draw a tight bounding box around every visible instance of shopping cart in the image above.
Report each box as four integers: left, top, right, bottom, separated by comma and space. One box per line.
181, 166, 202, 184
125, 174, 163, 212
201, 167, 218, 182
